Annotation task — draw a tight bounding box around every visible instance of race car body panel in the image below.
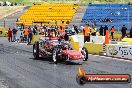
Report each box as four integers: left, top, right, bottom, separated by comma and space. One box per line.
62, 50, 84, 60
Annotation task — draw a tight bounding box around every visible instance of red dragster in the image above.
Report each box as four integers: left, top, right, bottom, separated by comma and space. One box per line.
33, 36, 88, 64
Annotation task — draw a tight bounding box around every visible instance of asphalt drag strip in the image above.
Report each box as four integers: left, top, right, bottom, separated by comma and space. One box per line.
0, 37, 131, 88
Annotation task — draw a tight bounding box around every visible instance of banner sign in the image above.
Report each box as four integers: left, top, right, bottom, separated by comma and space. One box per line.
106, 45, 132, 59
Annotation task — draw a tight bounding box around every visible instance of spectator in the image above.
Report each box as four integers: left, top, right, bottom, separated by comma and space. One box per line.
28, 28, 33, 44
48, 28, 51, 37
43, 25, 47, 36
17, 25, 23, 42
12, 27, 17, 42
55, 25, 58, 37
21, 24, 24, 31
99, 25, 103, 36
20, 32, 24, 42
104, 25, 108, 36
14, 2, 17, 6
58, 26, 63, 36
10, 2, 13, 6
41, 27, 45, 35
109, 18, 112, 22
71, 27, 75, 35
8, 28, 12, 42
91, 26, 97, 36
66, 21, 69, 25
73, 24, 79, 34
65, 21, 69, 29
121, 25, 127, 39
83, 23, 91, 43
130, 27, 132, 38
64, 32, 69, 41
3, 2, 7, 6
51, 25, 56, 36
23, 27, 29, 43
110, 26, 115, 39
17, 25, 21, 30
51, 25, 54, 29
39, 26, 43, 35
33, 28, 36, 35
94, 21, 97, 26
104, 18, 107, 22
59, 21, 65, 34
33, 25, 37, 35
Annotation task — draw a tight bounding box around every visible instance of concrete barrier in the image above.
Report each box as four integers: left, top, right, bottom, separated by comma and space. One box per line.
113, 33, 121, 39
69, 35, 79, 50
73, 35, 105, 48
78, 33, 83, 35
117, 42, 132, 45
106, 44, 132, 59
31, 35, 43, 44
0, 27, 7, 37
69, 35, 104, 54
84, 42, 103, 54
74, 35, 84, 48
122, 38, 132, 43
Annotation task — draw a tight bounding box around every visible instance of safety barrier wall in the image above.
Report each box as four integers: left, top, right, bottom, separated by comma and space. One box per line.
84, 42, 103, 54
69, 35, 79, 50
0, 27, 7, 37
31, 35, 43, 44
122, 38, 132, 43
69, 35, 104, 54
117, 42, 132, 45
106, 44, 132, 59
74, 35, 105, 47
73, 35, 84, 48
113, 33, 122, 39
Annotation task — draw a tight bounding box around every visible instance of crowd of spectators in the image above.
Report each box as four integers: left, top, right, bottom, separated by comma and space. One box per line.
7, 21, 66, 44
82, 22, 132, 43
8, 25, 33, 44
7, 21, 132, 44
0, 1, 24, 6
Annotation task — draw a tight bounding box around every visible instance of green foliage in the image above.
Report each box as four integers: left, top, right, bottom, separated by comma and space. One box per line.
0, 0, 131, 5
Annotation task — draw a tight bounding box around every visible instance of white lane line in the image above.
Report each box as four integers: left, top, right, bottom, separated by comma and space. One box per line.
89, 54, 132, 62
12, 42, 28, 45
18, 43, 28, 45
111, 58, 132, 62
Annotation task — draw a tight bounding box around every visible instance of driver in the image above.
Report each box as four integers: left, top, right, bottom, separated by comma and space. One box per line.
59, 32, 72, 50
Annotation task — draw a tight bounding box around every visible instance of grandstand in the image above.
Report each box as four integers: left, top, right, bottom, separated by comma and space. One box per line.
81, 4, 132, 30
16, 4, 79, 26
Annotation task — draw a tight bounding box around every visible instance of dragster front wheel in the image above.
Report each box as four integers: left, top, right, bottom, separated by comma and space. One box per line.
52, 48, 58, 64
81, 47, 88, 61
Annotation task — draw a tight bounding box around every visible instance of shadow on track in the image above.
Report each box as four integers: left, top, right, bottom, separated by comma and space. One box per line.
29, 57, 82, 65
